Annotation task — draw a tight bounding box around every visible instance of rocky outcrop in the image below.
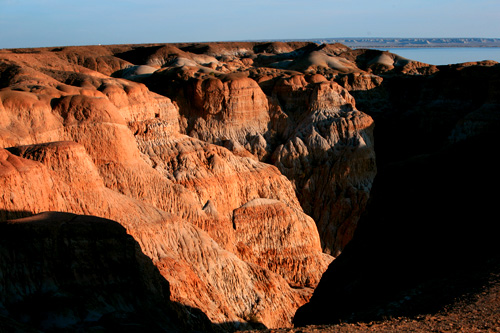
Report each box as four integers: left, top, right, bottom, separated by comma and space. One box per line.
0, 147, 68, 219
139, 45, 378, 255
5, 41, 496, 331
1, 142, 320, 329
1, 45, 339, 329
146, 70, 272, 160
128, 61, 369, 257
272, 109, 375, 256
267, 75, 376, 255
233, 198, 333, 287
2, 142, 178, 226
130, 216, 309, 329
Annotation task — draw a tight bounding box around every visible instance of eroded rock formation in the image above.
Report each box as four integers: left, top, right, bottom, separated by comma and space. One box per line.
2, 43, 371, 330
4, 41, 478, 331
4, 40, 498, 331
136, 43, 378, 255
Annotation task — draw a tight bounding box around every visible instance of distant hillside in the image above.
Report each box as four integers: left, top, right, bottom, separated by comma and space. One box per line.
276, 38, 500, 48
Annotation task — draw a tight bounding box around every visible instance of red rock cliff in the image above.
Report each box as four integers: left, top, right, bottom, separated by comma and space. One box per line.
1, 44, 346, 329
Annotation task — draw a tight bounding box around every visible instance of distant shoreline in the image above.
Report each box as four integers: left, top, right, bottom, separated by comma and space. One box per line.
275, 37, 500, 48
4, 38, 500, 51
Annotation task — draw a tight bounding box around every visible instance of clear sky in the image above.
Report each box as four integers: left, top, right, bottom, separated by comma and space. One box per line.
1, 0, 499, 49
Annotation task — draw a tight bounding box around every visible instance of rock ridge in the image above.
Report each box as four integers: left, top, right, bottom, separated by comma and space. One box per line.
1, 43, 367, 329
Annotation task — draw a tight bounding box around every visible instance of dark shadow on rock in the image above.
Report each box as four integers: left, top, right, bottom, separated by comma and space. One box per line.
212, 320, 267, 333
0, 209, 33, 222
295, 64, 500, 326
0, 212, 217, 332
343, 63, 500, 165
113, 45, 164, 66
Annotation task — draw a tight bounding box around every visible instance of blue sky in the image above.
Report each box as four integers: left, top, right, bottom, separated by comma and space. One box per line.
1, 0, 499, 48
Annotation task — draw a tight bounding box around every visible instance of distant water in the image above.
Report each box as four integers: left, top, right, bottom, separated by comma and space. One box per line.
379, 47, 500, 66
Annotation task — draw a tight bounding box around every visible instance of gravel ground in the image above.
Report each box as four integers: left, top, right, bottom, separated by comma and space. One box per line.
239, 271, 500, 333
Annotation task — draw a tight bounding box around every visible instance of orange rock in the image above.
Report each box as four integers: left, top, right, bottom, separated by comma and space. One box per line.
1, 141, 317, 328
234, 198, 333, 287
269, 75, 376, 255
175, 74, 271, 151
1, 44, 340, 329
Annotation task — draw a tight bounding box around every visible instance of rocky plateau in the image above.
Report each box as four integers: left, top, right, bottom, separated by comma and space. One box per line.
1, 41, 499, 332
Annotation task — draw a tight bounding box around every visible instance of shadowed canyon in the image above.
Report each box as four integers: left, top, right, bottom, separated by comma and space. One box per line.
1, 42, 499, 332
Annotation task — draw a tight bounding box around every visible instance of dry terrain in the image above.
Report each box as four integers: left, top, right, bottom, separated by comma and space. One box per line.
1, 41, 499, 332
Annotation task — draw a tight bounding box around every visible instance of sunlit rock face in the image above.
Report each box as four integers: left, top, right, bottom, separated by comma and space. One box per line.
137, 43, 378, 255
2, 40, 498, 331
13, 40, 480, 329
3, 43, 384, 329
